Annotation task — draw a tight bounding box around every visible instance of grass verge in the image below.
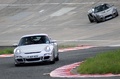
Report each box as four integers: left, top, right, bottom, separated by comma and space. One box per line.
77, 49, 120, 74
58, 44, 78, 49
0, 48, 14, 55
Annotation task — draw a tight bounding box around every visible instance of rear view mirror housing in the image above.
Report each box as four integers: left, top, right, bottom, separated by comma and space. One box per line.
13, 43, 18, 47
50, 40, 57, 43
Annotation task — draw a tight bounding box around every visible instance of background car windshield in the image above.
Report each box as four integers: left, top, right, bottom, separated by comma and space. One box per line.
18, 36, 50, 46
94, 4, 109, 13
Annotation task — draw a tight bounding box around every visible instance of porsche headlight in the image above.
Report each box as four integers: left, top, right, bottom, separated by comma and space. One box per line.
15, 49, 21, 54
45, 46, 51, 52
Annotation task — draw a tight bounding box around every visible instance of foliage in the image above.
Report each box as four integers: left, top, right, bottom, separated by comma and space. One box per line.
77, 49, 120, 74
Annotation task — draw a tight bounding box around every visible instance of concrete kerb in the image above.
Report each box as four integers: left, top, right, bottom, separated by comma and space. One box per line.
0, 54, 14, 58
50, 45, 120, 78
50, 62, 120, 78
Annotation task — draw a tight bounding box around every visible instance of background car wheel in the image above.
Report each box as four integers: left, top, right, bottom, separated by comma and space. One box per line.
101, 17, 106, 22
112, 13, 116, 18
94, 17, 100, 23
88, 15, 94, 23
113, 10, 119, 18
116, 11, 119, 16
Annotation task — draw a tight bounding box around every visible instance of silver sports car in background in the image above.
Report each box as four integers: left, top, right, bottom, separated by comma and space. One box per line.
14, 34, 59, 66
88, 3, 119, 23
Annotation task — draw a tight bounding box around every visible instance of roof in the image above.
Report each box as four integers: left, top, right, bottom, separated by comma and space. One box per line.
21, 34, 48, 38
93, 3, 109, 8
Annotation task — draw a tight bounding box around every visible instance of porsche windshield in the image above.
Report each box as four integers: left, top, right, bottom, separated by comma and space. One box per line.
18, 36, 50, 46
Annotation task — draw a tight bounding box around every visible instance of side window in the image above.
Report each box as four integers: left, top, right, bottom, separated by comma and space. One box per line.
18, 38, 24, 46
103, 4, 109, 10
106, 4, 110, 8
19, 37, 32, 45
24, 37, 32, 45
45, 36, 50, 44
38, 36, 50, 44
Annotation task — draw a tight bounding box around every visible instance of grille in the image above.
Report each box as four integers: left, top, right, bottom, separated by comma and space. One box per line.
17, 59, 24, 62
26, 58, 40, 61
25, 51, 41, 54
26, 57, 43, 61
105, 14, 112, 19
44, 56, 50, 59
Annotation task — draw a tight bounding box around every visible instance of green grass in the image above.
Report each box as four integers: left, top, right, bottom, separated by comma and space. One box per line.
77, 49, 120, 74
58, 44, 77, 49
0, 48, 14, 55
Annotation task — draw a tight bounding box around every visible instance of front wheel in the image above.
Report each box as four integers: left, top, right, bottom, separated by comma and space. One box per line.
94, 17, 100, 23
115, 10, 119, 17
50, 59, 55, 64
88, 15, 94, 23
112, 10, 119, 18
15, 63, 20, 67
55, 56, 59, 61
50, 52, 55, 64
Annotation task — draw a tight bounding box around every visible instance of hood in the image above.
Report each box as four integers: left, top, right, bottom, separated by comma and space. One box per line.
17, 44, 50, 53
95, 8, 112, 16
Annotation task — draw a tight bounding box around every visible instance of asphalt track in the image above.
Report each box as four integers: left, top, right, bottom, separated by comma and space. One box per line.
0, 46, 120, 79
0, 0, 120, 46
0, 0, 120, 79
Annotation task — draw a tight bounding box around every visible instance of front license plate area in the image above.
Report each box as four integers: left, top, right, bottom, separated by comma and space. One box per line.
27, 55, 39, 59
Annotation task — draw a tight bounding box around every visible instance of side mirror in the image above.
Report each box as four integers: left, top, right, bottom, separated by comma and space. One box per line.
13, 43, 18, 47
50, 40, 57, 43
110, 4, 114, 7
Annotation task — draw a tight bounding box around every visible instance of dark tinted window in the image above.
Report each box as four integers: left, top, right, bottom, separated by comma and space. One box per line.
18, 35, 50, 46
94, 4, 110, 13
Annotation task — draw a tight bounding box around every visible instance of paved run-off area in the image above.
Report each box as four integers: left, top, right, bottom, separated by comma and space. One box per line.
0, 0, 120, 46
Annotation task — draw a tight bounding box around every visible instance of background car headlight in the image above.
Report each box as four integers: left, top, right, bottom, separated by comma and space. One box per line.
15, 49, 21, 54
45, 46, 51, 52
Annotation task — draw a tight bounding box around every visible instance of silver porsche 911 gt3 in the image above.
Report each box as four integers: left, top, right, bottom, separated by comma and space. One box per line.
88, 3, 119, 23
14, 34, 59, 66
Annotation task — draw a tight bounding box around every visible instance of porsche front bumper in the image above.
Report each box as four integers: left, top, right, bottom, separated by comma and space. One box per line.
14, 54, 53, 64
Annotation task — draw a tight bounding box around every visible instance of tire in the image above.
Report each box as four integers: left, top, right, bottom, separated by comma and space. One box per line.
15, 63, 20, 67
50, 52, 55, 64
94, 17, 100, 23
112, 10, 119, 18
112, 13, 116, 18
88, 15, 94, 23
50, 59, 55, 64
55, 55, 59, 61
101, 17, 106, 22
116, 10, 119, 17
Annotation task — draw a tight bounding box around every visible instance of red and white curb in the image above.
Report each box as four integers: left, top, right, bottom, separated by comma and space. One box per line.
58, 45, 94, 52
0, 45, 94, 58
0, 54, 14, 58
50, 62, 120, 78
